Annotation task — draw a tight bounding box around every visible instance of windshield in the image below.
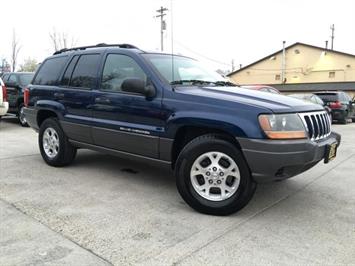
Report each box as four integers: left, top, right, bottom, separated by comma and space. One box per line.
19, 74, 34, 86
315, 93, 338, 102
143, 54, 230, 85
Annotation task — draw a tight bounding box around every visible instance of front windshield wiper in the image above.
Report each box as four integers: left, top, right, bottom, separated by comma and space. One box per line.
170, 79, 215, 86
170, 79, 238, 87
213, 81, 237, 87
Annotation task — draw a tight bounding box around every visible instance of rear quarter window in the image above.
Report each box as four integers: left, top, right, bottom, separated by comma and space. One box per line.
33, 56, 68, 85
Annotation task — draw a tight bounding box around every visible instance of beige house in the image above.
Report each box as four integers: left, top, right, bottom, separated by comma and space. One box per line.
228, 42, 355, 97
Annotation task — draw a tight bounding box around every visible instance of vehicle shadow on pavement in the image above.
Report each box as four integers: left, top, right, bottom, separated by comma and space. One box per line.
70, 149, 304, 215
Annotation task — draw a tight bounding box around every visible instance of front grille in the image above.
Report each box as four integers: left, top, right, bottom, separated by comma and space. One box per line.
298, 111, 331, 141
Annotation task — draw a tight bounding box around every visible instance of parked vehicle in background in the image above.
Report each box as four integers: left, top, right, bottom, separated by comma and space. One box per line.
314, 91, 355, 124
288, 93, 332, 119
0, 77, 9, 119
1, 72, 34, 126
23, 43, 341, 215
242, 85, 280, 94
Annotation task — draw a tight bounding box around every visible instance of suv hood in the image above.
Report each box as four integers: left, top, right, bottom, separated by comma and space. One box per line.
175, 86, 324, 113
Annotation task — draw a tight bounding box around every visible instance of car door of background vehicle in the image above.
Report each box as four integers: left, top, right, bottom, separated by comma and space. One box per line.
5, 74, 20, 109
343, 92, 354, 116
57, 53, 101, 144
91, 53, 164, 158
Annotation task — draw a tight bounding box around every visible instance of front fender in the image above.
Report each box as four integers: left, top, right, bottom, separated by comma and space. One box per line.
164, 111, 263, 139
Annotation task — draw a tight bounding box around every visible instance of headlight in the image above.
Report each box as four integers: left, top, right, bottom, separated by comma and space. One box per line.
258, 114, 307, 139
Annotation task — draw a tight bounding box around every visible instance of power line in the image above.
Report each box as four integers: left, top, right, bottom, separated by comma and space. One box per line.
173, 39, 231, 67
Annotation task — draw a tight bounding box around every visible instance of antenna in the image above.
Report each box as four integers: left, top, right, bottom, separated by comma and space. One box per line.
170, 0, 175, 84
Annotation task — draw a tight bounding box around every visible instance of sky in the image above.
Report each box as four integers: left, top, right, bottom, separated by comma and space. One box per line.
1, 0, 355, 72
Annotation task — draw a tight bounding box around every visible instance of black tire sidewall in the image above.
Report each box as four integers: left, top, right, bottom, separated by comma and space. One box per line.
18, 104, 29, 127
176, 136, 255, 215
38, 118, 73, 166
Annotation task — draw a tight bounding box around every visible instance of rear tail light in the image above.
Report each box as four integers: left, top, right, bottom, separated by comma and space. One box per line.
2, 85, 7, 102
329, 101, 342, 108
24, 88, 30, 107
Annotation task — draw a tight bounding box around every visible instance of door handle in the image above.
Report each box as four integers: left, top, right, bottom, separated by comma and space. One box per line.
54, 92, 64, 98
95, 97, 111, 104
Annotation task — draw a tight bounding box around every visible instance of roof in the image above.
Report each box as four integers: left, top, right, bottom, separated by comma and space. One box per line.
270, 82, 355, 92
53, 43, 140, 55
1, 72, 34, 75
227, 42, 355, 77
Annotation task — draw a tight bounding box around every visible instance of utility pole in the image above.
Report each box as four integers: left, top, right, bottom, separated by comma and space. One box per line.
330, 24, 335, 50
156, 6, 168, 51
231, 59, 235, 72
281, 41, 286, 84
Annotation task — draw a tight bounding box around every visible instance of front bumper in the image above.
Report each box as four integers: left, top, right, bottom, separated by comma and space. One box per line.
331, 109, 347, 120
237, 132, 341, 183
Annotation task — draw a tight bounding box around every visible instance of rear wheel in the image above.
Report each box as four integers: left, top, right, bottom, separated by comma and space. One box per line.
18, 104, 29, 127
39, 118, 77, 166
175, 134, 256, 216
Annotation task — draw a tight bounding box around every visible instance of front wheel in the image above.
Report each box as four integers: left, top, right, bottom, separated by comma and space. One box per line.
175, 134, 256, 216
39, 118, 77, 167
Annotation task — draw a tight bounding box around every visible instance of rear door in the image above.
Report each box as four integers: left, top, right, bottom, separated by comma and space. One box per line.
91, 53, 164, 158
57, 53, 101, 144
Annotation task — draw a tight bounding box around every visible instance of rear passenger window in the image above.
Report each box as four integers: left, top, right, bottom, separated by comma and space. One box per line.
101, 54, 146, 92
33, 56, 68, 85
61, 56, 79, 86
69, 54, 100, 89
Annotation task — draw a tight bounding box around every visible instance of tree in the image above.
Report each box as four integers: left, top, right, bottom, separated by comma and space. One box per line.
19, 58, 38, 72
49, 29, 76, 52
11, 30, 21, 72
1, 58, 11, 73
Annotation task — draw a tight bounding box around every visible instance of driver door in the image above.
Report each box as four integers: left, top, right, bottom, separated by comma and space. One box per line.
91, 53, 164, 158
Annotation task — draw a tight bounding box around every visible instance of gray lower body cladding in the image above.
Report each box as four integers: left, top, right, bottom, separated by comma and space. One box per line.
237, 132, 341, 183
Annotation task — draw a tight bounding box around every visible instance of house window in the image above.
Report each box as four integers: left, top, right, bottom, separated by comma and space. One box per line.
275, 74, 281, 80
329, 71, 335, 78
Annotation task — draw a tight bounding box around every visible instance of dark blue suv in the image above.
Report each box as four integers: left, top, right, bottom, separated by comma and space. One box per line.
24, 44, 341, 215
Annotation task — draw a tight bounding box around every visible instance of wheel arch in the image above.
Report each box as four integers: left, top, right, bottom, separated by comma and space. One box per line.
37, 109, 59, 128
170, 125, 242, 169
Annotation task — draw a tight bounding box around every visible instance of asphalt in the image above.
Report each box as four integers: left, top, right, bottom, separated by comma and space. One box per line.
0, 117, 354, 266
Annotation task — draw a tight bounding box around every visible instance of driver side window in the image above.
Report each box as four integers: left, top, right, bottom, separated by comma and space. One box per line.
101, 54, 146, 92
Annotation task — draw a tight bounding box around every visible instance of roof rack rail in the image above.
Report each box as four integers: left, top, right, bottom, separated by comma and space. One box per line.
53, 43, 139, 55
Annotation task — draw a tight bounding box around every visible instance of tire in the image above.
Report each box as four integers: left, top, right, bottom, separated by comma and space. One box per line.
175, 134, 256, 216
18, 104, 29, 127
39, 118, 77, 167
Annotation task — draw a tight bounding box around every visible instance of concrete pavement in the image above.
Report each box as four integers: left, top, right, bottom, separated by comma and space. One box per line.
1, 117, 354, 265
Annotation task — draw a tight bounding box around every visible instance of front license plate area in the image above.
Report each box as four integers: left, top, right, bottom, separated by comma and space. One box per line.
324, 142, 337, 163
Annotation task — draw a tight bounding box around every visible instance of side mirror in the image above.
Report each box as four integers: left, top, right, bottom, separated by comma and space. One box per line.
121, 78, 155, 98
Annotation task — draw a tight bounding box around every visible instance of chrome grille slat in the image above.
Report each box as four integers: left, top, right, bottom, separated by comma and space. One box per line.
298, 111, 331, 141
